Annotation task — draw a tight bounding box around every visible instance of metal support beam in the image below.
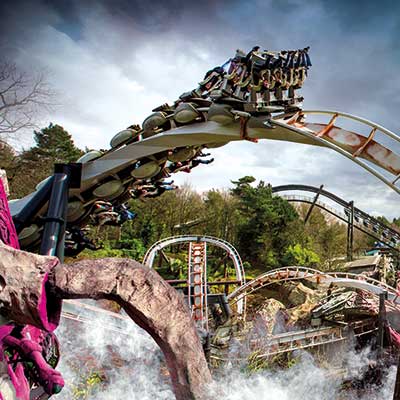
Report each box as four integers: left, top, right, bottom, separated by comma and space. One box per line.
39, 163, 82, 262
377, 291, 387, 358
393, 355, 400, 400
13, 176, 54, 233
304, 184, 324, 224
40, 172, 69, 260
347, 201, 354, 261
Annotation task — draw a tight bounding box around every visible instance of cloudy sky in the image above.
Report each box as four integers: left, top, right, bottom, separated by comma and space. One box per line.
1, 0, 400, 218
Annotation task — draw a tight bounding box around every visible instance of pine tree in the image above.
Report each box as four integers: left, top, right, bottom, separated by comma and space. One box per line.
230, 177, 300, 270
7, 123, 83, 198
27, 123, 83, 163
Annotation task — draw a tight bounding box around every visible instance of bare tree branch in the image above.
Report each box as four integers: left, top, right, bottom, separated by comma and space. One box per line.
0, 60, 58, 141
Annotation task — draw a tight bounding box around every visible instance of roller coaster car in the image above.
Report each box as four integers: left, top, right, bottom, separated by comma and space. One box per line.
15, 45, 400, 261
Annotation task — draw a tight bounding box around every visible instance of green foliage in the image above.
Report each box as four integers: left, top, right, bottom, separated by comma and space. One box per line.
30, 123, 83, 162
71, 371, 106, 399
297, 204, 349, 268
0, 142, 16, 171
76, 238, 146, 261
82, 176, 367, 277
282, 243, 320, 267
230, 177, 299, 270
246, 350, 300, 373
3, 123, 83, 198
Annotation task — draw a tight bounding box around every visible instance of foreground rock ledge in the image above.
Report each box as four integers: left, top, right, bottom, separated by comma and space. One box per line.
0, 243, 211, 400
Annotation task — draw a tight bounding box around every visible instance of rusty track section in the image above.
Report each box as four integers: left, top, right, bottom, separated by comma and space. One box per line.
272, 110, 400, 194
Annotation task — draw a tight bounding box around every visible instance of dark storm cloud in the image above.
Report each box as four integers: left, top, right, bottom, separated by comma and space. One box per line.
1, 0, 399, 216
322, 0, 400, 32
42, 0, 84, 40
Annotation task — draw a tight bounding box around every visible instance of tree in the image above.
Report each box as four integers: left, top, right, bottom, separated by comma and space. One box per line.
0, 141, 17, 172
297, 204, 347, 268
26, 123, 83, 163
231, 177, 300, 270
6, 123, 83, 198
0, 60, 55, 142
203, 189, 239, 243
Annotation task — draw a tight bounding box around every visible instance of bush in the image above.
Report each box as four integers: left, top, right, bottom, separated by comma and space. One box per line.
282, 244, 320, 267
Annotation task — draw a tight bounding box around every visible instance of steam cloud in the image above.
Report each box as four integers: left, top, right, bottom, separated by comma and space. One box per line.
55, 303, 396, 399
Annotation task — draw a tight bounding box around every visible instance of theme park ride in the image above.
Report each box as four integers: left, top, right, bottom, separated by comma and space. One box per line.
1, 46, 400, 399
272, 184, 400, 259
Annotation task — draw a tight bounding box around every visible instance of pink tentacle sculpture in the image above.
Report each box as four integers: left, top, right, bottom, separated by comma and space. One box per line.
0, 177, 64, 400
0, 179, 19, 250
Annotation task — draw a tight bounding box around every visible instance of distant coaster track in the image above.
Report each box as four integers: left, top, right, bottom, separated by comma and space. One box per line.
228, 266, 400, 305
143, 235, 246, 315
143, 234, 245, 283
271, 184, 400, 253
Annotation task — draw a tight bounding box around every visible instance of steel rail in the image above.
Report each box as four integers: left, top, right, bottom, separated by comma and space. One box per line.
277, 194, 400, 250
229, 266, 400, 305
143, 235, 245, 286
271, 184, 400, 239
143, 235, 246, 314
211, 320, 377, 361
271, 119, 400, 195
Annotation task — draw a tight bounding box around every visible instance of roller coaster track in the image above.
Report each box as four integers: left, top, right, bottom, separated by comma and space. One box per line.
143, 235, 245, 314
228, 266, 400, 305
61, 300, 133, 336
143, 235, 245, 284
9, 106, 400, 247
273, 110, 400, 194
211, 319, 377, 361
271, 184, 400, 250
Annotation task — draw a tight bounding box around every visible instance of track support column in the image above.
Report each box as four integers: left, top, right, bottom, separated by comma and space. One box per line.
304, 184, 324, 224
377, 291, 387, 358
188, 241, 208, 331
346, 201, 354, 261
40, 163, 81, 262
394, 354, 400, 400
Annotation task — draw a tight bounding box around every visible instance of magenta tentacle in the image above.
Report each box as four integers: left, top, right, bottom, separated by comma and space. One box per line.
0, 180, 19, 249
3, 330, 64, 396
0, 179, 64, 399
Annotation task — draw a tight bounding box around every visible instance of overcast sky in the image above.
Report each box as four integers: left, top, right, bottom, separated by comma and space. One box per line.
1, 0, 400, 218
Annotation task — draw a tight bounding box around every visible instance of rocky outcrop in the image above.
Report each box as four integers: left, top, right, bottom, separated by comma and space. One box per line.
50, 258, 211, 400
0, 243, 211, 400
0, 242, 61, 331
